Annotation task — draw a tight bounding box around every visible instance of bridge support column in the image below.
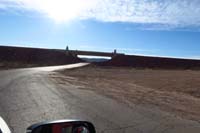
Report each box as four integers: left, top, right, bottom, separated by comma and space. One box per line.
111, 54, 117, 59
71, 53, 78, 57
65, 51, 77, 57
111, 49, 117, 59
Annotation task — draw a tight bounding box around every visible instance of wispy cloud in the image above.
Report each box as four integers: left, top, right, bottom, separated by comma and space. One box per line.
1, 0, 200, 28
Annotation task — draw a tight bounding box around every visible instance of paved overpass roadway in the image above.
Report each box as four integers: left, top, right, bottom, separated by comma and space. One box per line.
0, 63, 200, 133
68, 50, 124, 57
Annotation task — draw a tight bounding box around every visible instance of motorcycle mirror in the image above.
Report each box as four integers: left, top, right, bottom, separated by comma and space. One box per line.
26, 120, 96, 133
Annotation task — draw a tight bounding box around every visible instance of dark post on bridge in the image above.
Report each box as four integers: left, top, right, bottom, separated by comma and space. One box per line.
66, 46, 69, 51
65, 46, 70, 55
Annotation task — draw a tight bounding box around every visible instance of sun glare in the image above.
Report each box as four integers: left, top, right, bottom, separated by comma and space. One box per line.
34, 0, 98, 22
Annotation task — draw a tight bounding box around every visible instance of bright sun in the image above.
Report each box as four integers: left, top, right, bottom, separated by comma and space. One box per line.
30, 0, 98, 22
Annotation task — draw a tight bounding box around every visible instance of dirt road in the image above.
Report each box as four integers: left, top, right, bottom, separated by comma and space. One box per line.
0, 64, 200, 133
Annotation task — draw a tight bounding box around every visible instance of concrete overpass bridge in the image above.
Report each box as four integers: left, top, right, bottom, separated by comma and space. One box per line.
66, 49, 125, 58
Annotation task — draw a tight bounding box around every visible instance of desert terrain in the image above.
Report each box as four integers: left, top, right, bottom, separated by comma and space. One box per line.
0, 46, 82, 69
57, 65, 200, 123
1, 46, 200, 132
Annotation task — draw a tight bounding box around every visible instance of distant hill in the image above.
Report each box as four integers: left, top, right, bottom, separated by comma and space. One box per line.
0, 46, 83, 69
96, 54, 200, 69
2, 45, 200, 70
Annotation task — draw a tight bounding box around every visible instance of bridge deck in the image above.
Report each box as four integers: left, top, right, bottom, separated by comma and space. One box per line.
69, 50, 124, 57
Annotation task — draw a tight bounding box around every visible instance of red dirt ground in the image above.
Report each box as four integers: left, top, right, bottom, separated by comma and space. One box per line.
57, 66, 200, 123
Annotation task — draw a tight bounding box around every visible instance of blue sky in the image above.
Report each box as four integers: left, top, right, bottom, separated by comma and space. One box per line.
1, 0, 200, 59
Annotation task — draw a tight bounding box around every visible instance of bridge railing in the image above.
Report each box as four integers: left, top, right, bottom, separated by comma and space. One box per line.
67, 50, 124, 57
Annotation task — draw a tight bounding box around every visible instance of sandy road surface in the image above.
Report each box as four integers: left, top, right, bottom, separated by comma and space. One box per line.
0, 63, 200, 133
